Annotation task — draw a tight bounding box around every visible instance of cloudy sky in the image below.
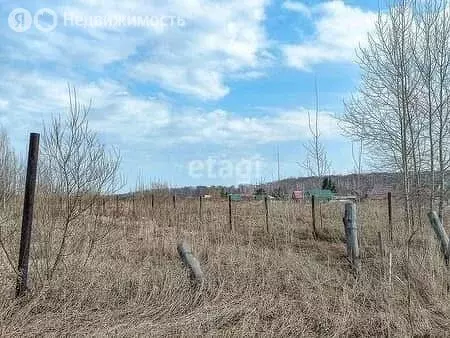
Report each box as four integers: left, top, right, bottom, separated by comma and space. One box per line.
0, 0, 378, 190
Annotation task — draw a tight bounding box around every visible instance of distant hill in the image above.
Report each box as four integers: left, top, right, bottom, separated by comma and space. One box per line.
146, 172, 406, 198
261, 172, 402, 196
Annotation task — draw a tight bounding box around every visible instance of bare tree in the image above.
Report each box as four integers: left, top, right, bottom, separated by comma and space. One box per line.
302, 79, 331, 179
413, 0, 450, 223
342, 0, 450, 230
37, 85, 123, 279
341, 0, 422, 231
427, 0, 450, 223
351, 138, 364, 198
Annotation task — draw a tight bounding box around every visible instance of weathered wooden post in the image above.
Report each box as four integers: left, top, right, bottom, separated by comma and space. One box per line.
388, 192, 393, 242
16, 133, 39, 297
264, 196, 269, 233
132, 194, 136, 217
199, 195, 202, 220
151, 194, 155, 220
311, 195, 317, 239
343, 202, 360, 273
102, 198, 106, 215
173, 195, 176, 209
427, 211, 449, 265
177, 240, 204, 285
228, 194, 232, 231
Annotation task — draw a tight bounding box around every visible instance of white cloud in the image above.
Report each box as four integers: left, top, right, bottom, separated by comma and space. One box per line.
282, 1, 311, 17
230, 71, 266, 80
0, 67, 340, 149
0, 0, 350, 155
126, 0, 270, 99
166, 108, 340, 146
282, 0, 377, 70
0, 70, 170, 144
89, 97, 172, 142
0, 99, 9, 110
130, 63, 229, 100
1, 0, 270, 100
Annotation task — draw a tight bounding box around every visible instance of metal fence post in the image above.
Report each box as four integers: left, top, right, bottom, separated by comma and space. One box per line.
16, 133, 40, 297
388, 192, 393, 242
228, 195, 232, 231
264, 196, 269, 233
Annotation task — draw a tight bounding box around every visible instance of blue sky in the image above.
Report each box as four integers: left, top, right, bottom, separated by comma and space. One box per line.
0, 0, 380, 190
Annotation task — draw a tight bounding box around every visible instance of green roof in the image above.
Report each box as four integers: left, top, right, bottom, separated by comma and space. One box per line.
305, 189, 335, 200
229, 194, 242, 201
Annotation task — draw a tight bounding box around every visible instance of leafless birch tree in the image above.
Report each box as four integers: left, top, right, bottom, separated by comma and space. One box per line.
342, 0, 422, 230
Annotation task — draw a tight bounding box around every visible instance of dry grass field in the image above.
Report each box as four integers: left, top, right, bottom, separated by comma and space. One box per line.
0, 196, 449, 337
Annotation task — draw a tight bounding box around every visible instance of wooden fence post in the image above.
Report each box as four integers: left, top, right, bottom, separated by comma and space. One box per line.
427, 211, 449, 265
199, 196, 202, 220
228, 195, 232, 232
16, 133, 40, 297
264, 196, 269, 233
343, 202, 360, 273
173, 195, 176, 209
311, 195, 317, 239
151, 194, 155, 220
388, 192, 393, 242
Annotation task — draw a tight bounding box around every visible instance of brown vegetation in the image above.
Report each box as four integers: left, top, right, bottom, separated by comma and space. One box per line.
1, 196, 449, 336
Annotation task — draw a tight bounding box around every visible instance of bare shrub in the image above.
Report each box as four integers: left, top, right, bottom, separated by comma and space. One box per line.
1, 196, 449, 336
0, 129, 22, 274
34, 86, 123, 281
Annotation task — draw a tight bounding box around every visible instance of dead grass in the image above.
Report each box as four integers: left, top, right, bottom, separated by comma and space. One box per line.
1, 197, 449, 337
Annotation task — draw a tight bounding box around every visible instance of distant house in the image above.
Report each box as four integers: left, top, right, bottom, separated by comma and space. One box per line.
292, 190, 303, 201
